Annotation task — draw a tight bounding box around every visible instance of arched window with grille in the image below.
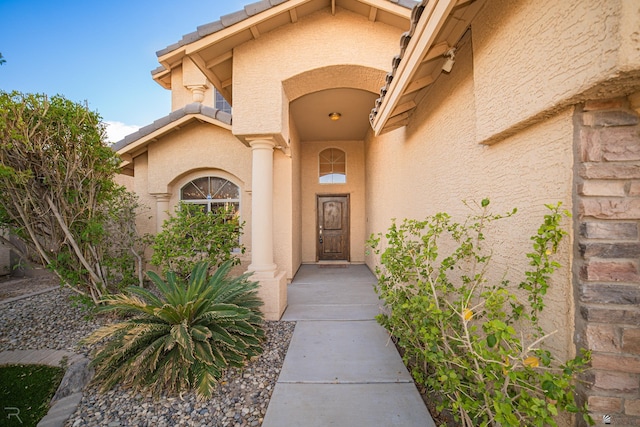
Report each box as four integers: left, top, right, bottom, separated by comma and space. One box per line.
319, 148, 346, 184
180, 176, 240, 214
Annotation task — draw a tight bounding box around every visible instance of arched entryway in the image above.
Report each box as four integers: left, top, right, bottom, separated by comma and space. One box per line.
283, 65, 385, 265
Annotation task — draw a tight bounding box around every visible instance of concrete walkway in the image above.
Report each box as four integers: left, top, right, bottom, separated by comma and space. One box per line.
262, 264, 435, 427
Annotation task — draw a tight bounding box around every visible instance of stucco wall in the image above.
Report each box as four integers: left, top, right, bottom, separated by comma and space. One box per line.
135, 121, 253, 258
170, 66, 190, 111
473, 0, 640, 145
274, 148, 294, 278
147, 122, 249, 193
301, 140, 366, 264
290, 120, 303, 276
232, 7, 403, 139
365, 33, 575, 358
170, 64, 214, 111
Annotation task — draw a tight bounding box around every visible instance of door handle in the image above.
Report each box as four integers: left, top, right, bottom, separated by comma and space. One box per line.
319, 225, 323, 244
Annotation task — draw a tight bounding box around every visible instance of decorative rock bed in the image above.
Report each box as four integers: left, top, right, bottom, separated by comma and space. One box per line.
0, 281, 295, 427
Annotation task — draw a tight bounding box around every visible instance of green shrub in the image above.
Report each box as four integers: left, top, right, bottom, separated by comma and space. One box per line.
83, 261, 264, 399
0, 91, 145, 303
368, 200, 592, 426
151, 203, 244, 279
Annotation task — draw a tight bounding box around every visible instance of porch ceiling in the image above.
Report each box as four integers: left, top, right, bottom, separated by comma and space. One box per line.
152, 0, 416, 105
291, 88, 378, 141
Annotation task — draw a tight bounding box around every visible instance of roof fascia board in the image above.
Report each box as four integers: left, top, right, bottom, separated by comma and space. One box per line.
158, 0, 412, 64
372, 0, 457, 135
183, 0, 312, 58
115, 114, 232, 156
155, 0, 414, 84
358, 0, 414, 19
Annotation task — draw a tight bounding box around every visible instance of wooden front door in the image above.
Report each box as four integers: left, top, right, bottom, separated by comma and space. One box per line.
317, 195, 350, 261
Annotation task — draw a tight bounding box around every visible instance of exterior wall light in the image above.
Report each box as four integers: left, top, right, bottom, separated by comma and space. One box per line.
328, 112, 342, 121
442, 48, 456, 73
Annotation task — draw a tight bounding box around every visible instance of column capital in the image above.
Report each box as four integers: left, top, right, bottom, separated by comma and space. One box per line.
246, 136, 277, 150
150, 192, 172, 202
186, 84, 208, 103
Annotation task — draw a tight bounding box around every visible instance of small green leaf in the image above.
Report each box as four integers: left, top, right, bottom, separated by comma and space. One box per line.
487, 334, 497, 347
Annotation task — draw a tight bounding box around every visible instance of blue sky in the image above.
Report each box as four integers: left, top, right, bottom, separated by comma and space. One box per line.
0, 0, 247, 142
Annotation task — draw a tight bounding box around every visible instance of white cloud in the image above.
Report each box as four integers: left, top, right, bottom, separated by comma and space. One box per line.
105, 121, 140, 143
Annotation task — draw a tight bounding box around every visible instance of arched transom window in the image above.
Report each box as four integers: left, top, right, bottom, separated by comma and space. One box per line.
319, 148, 346, 184
180, 176, 240, 213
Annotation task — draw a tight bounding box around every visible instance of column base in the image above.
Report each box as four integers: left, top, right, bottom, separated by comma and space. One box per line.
251, 269, 287, 320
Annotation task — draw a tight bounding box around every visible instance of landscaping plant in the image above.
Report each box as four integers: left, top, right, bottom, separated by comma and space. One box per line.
367, 200, 592, 426
0, 91, 145, 303
83, 261, 264, 399
151, 202, 244, 279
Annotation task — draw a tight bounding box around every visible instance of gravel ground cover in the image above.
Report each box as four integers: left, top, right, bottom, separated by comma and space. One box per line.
0, 279, 295, 426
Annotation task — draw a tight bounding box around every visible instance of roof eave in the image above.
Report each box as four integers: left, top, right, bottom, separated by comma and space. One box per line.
116, 114, 231, 157
372, 0, 457, 135
113, 104, 233, 157
153, 0, 416, 100
371, 0, 486, 135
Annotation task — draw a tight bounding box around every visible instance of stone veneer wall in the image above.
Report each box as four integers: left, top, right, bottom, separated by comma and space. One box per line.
575, 96, 640, 426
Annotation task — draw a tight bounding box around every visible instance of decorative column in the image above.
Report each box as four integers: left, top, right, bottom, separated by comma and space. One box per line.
152, 193, 172, 233
187, 84, 207, 103
574, 97, 640, 424
247, 137, 287, 320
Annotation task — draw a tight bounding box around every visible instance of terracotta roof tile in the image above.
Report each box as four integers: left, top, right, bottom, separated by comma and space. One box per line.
215, 110, 233, 123
112, 103, 231, 151
180, 31, 201, 45
220, 9, 250, 27
197, 21, 225, 38
370, 0, 426, 126
154, 0, 415, 62
156, 42, 182, 57
396, 0, 418, 8
184, 103, 202, 114
245, 1, 272, 16
151, 65, 166, 76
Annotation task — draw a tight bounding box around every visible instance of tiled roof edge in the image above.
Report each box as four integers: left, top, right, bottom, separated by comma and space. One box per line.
370, 0, 426, 127
111, 103, 232, 152
151, 66, 166, 76
155, 0, 416, 58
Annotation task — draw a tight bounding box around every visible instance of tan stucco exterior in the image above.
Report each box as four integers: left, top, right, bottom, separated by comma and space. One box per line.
300, 140, 366, 263
365, 27, 577, 357
231, 8, 402, 140
116, 1, 640, 420
473, 0, 640, 145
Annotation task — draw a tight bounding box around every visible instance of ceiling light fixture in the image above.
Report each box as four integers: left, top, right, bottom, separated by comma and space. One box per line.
328, 112, 342, 121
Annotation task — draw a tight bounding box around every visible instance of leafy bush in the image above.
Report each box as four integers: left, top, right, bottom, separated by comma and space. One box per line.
0, 91, 145, 303
151, 203, 244, 279
368, 200, 592, 426
83, 261, 264, 399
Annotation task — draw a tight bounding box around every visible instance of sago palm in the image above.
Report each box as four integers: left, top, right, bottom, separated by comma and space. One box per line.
83, 261, 264, 398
